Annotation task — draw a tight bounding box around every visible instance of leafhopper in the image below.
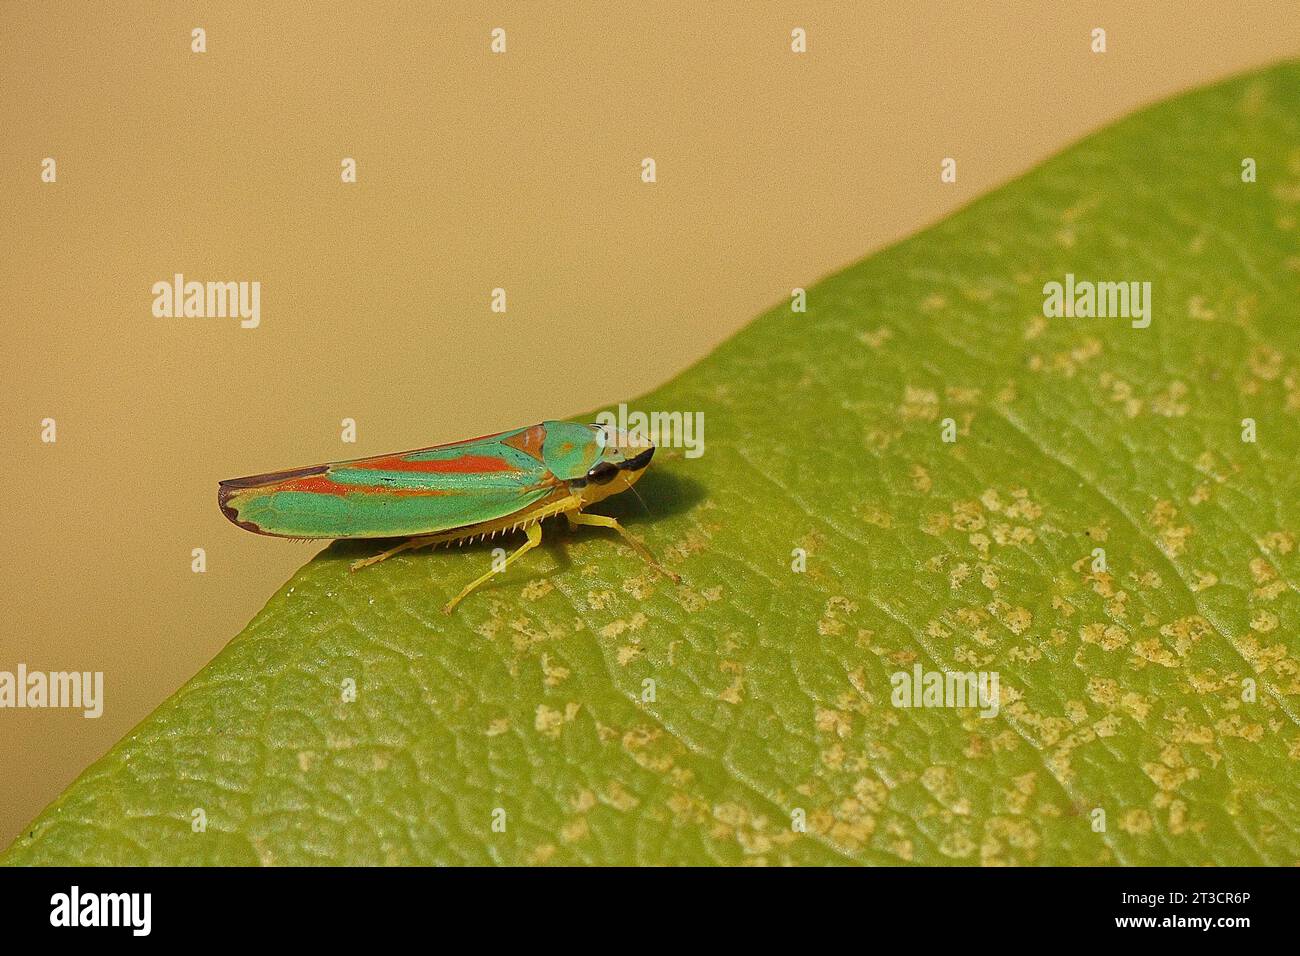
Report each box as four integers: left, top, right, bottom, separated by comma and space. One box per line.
218, 420, 679, 613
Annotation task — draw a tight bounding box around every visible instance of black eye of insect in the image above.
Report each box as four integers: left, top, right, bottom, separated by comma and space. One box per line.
587, 461, 619, 485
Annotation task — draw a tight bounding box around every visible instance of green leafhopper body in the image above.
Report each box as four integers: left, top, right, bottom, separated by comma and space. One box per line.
219, 420, 678, 612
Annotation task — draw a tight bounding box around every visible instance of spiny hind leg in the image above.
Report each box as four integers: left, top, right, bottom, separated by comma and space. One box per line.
351, 495, 581, 576
566, 512, 681, 584
350, 534, 445, 571
443, 522, 543, 614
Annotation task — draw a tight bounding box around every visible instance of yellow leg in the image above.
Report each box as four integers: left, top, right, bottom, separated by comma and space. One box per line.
566, 512, 681, 584
350, 534, 441, 571
443, 522, 543, 614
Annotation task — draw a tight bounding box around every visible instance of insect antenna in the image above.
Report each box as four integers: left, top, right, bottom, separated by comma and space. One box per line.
627, 481, 651, 517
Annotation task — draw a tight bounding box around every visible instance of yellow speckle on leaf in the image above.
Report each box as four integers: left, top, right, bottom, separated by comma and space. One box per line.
1133, 638, 1180, 668
816, 707, 853, 739
540, 654, 570, 687
529, 844, 557, 864
1258, 531, 1295, 555
1093, 714, 1122, 738
1250, 610, 1279, 633
1123, 693, 1151, 723
560, 816, 590, 843
1160, 616, 1211, 657
1120, 809, 1153, 835
1150, 380, 1190, 417
1080, 622, 1129, 651
911, 464, 932, 493
600, 612, 647, 640
622, 726, 675, 773
1187, 295, 1216, 321
1148, 500, 1192, 557
980, 816, 1041, 865
946, 385, 981, 406
900, 386, 940, 421
818, 596, 858, 637
535, 702, 581, 738
1085, 677, 1117, 708
1249, 558, 1275, 584
1215, 714, 1265, 742
716, 658, 746, 703
952, 500, 986, 532
922, 512, 949, 535
994, 604, 1032, 635
858, 326, 893, 349
1253, 579, 1285, 601
1248, 344, 1284, 381
521, 578, 554, 601
604, 781, 640, 812
859, 504, 893, 528
1167, 800, 1194, 836
939, 828, 977, 859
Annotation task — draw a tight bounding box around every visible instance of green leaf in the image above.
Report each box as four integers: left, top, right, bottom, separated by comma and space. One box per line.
7, 62, 1300, 866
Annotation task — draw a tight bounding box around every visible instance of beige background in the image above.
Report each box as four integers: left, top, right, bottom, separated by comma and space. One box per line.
2, 2, 1297, 850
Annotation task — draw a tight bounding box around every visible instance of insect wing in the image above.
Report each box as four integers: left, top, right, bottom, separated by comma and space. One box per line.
219, 424, 563, 538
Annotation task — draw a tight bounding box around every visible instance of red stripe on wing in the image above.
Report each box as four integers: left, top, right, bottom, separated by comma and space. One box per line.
273, 475, 453, 497
355, 453, 519, 474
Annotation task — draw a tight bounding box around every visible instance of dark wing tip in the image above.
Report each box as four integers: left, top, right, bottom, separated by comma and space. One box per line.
217, 464, 328, 535
218, 482, 260, 533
